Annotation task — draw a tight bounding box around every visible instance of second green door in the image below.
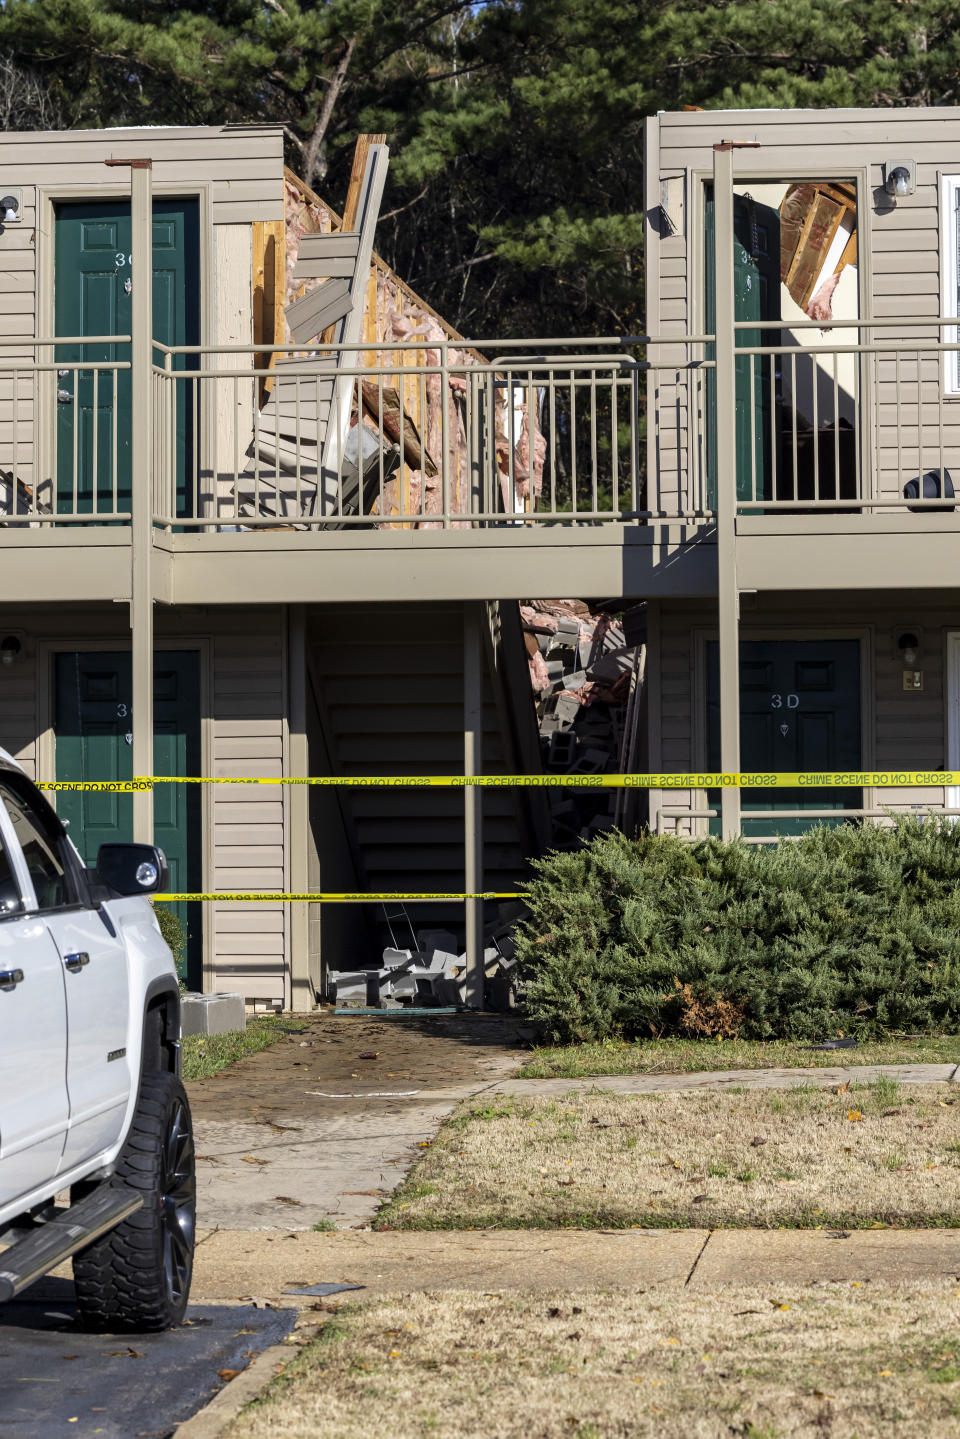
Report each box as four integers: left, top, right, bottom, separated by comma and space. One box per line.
54, 650, 203, 985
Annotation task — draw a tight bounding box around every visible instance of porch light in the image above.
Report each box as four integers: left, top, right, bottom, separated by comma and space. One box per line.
0, 193, 20, 224
897, 632, 920, 666
0, 636, 21, 667
883, 161, 916, 200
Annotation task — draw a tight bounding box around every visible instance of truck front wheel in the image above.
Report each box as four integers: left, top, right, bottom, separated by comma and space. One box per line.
73, 1069, 196, 1332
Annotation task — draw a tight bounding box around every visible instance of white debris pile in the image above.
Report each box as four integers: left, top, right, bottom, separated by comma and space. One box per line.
520, 600, 644, 845
328, 906, 524, 1012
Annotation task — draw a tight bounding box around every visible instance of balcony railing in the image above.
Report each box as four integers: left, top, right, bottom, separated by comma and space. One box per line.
5, 323, 960, 534
650, 317, 960, 519
0, 334, 646, 531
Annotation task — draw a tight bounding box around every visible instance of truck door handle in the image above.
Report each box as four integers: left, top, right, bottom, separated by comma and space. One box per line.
63, 952, 89, 972
0, 968, 24, 988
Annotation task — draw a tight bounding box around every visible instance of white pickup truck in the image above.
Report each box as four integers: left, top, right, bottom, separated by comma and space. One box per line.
0, 749, 194, 1330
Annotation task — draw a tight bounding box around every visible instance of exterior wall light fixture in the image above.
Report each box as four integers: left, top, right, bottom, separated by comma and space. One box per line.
0, 192, 21, 224
898, 631, 920, 666
0, 635, 22, 667
884, 160, 916, 199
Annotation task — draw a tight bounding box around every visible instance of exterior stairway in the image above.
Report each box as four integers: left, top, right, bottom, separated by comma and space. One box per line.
304, 600, 547, 987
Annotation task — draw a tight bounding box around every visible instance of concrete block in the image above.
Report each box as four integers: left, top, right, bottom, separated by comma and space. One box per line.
433, 972, 467, 1007
383, 947, 414, 967
390, 971, 418, 999
180, 992, 246, 1038
416, 929, 458, 958
547, 731, 577, 769
485, 974, 517, 1012
569, 746, 610, 775
554, 694, 581, 721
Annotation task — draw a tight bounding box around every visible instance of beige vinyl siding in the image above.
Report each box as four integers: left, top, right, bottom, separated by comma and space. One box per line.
0, 602, 289, 1003
650, 106, 960, 510
652, 592, 960, 835
210, 617, 288, 1006
0, 125, 283, 225
0, 125, 279, 505
0, 662, 39, 779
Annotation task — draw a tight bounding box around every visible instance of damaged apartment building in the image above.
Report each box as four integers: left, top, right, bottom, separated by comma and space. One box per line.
3, 103, 944, 1013
0, 122, 646, 1012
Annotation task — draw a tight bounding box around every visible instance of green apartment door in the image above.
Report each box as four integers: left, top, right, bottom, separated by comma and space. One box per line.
54, 651, 202, 985
707, 640, 861, 836
704, 190, 781, 508
54, 198, 200, 516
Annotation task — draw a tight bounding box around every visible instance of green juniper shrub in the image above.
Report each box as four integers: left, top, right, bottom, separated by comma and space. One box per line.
515, 820, 960, 1044
153, 904, 187, 982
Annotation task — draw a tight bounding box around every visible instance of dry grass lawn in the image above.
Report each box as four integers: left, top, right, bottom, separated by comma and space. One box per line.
376, 1080, 960, 1230
227, 1281, 960, 1438
520, 1035, 960, 1079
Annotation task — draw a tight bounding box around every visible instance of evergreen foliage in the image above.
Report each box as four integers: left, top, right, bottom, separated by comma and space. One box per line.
5, 1, 960, 336
516, 821, 960, 1044
153, 902, 187, 980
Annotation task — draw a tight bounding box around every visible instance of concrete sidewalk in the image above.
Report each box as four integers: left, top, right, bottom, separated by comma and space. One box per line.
190, 1226, 960, 1301
494, 1061, 960, 1096
188, 1015, 526, 1230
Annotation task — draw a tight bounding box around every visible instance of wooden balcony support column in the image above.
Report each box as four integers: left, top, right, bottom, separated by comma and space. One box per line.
463, 601, 484, 1008
713, 141, 741, 841
108, 156, 155, 843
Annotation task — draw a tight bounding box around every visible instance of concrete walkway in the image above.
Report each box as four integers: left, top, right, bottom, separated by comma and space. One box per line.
190, 1225, 960, 1302
188, 1015, 526, 1231
494, 1061, 960, 1097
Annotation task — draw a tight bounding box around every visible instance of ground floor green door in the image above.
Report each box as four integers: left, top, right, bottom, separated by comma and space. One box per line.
707, 639, 861, 837
54, 650, 202, 985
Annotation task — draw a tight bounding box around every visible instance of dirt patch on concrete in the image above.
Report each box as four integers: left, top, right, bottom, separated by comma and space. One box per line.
186, 1013, 527, 1120
187, 1014, 527, 1231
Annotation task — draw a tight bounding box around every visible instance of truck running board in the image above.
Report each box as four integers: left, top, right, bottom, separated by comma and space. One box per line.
0, 1186, 143, 1303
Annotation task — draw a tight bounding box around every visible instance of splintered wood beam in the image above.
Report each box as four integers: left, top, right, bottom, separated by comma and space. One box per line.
321, 133, 386, 348
342, 133, 387, 232
253, 218, 286, 403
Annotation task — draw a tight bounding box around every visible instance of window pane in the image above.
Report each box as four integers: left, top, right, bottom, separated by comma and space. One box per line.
0, 824, 21, 916
1, 786, 72, 910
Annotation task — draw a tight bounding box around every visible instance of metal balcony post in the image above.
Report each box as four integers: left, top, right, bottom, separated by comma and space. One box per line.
463, 602, 484, 1008
108, 157, 154, 843
712, 142, 741, 841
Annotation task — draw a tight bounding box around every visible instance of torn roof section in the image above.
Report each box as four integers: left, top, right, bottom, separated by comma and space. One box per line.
241, 145, 545, 530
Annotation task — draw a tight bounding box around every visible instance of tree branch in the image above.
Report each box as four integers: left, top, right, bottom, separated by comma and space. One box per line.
380, 183, 430, 221
302, 32, 358, 187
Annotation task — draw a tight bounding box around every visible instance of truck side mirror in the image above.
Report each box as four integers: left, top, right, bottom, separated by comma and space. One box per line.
95, 843, 169, 896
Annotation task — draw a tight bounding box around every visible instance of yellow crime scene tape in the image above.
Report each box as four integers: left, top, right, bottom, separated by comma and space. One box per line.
37, 771, 953, 903
35, 771, 960, 792
153, 891, 522, 903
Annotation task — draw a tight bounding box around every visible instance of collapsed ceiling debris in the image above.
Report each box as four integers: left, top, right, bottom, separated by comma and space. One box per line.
281, 165, 543, 527
521, 599, 645, 847
779, 181, 857, 322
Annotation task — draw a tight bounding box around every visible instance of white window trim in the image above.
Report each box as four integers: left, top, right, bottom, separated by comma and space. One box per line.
941, 176, 960, 395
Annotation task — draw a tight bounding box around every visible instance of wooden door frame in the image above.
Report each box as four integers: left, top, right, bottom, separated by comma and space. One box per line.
37, 636, 212, 983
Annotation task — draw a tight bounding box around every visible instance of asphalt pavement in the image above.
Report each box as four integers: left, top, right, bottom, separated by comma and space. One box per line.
0, 1278, 295, 1439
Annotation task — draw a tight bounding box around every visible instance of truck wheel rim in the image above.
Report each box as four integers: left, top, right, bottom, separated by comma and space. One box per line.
162, 1098, 196, 1305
